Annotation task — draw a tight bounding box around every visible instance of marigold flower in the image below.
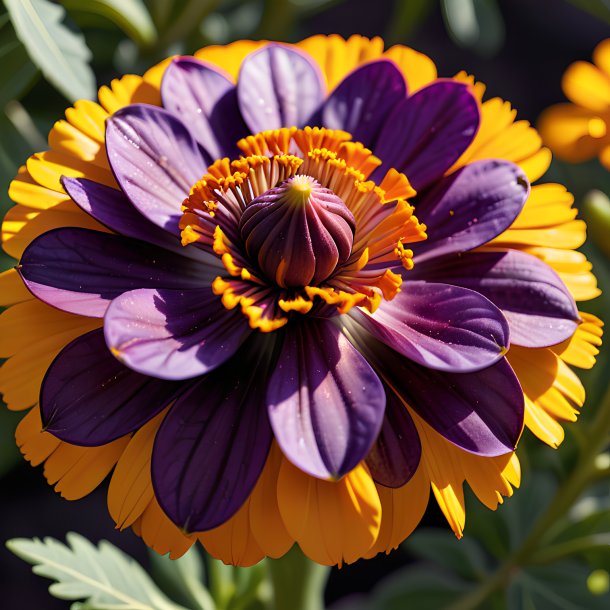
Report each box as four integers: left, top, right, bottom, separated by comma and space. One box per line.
0, 36, 603, 566
539, 38, 610, 169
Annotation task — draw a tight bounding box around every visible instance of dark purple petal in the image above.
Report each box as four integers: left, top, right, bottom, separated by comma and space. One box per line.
350, 282, 509, 372
314, 59, 407, 148
373, 80, 479, 191
366, 384, 421, 488
411, 250, 581, 348
152, 337, 275, 532
19, 228, 209, 317
350, 330, 524, 456
104, 287, 251, 380
61, 177, 218, 265
410, 160, 530, 263
161, 57, 248, 160
267, 319, 385, 480
237, 44, 325, 133
41, 329, 183, 446
106, 103, 208, 233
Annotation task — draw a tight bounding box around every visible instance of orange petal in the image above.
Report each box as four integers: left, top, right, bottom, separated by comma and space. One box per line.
277, 459, 381, 566
562, 60, 610, 112
0, 268, 31, 307
16, 407, 61, 466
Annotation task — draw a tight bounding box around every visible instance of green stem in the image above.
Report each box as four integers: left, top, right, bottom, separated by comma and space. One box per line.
447, 383, 610, 610
267, 545, 330, 610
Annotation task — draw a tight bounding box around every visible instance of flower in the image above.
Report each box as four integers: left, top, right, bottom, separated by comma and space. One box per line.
538, 38, 610, 170
0, 36, 603, 566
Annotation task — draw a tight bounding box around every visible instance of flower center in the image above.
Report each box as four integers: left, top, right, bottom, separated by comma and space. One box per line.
239, 175, 355, 288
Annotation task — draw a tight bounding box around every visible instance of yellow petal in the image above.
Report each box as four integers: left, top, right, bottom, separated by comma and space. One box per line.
133, 498, 194, 559
296, 34, 384, 91
364, 465, 430, 558
0, 268, 31, 306
195, 41, 265, 82
277, 459, 381, 566
199, 500, 265, 567
384, 44, 437, 92
107, 410, 168, 530
510, 184, 576, 229
593, 38, 610, 77
538, 104, 606, 162
562, 60, 610, 112
98, 73, 161, 114
551, 312, 603, 369
9, 166, 69, 210
491, 220, 586, 249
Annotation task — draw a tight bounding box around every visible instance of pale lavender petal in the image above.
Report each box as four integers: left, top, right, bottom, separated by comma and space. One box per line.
19, 228, 208, 317
411, 160, 530, 264
41, 329, 182, 446
315, 59, 407, 147
267, 319, 385, 480
104, 287, 251, 380
373, 80, 479, 191
366, 384, 421, 488
152, 340, 274, 532
411, 250, 581, 348
350, 282, 509, 373
161, 57, 248, 159
106, 103, 207, 233
61, 177, 218, 266
237, 44, 325, 133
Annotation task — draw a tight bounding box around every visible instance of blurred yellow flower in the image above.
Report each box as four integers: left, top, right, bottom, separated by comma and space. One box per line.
538, 39, 610, 169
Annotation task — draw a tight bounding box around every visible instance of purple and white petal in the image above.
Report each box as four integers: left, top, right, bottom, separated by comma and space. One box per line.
366, 384, 421, 488
267, 319, 385, 480
411, 250, 581, 348
373, 80, 479, 191
104, 287, 251, 380
350, 282, 509, 373
41, 329, 183, 446
237, 44, 325, 133
152, 340, 274, 531
161, 57, 248, 159
19, 228, 208, 317
411, 160, 530, 264
62, 177, 219, 266
106, 103, 208, 233
315, 59, 407, 147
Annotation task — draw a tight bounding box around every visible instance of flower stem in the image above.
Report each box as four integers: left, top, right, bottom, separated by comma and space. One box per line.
447, 382, 610, 610
267, 545, 330, 610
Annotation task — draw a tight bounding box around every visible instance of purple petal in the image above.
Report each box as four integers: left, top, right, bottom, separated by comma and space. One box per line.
106, 103, 208, 233
161, 57, 248, 160
315, 59, 407, 147
411, 250, 581, 348
353, 332, 524, 456
366, 384, 421, 488
237, 44, 325, 133
152, 339, 274, 532
41, 329, 183, 446
350, 282, 509, 372
266, 319, 385, 480
373, 80, 479, 191
19, 228, 208, 317
411, 160, 530, 264
104, 287, 251, 380
62, 177, 217, 265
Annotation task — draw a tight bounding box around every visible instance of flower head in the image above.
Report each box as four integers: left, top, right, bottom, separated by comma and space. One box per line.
0, 36, 602, 566
539, 38, 610, 169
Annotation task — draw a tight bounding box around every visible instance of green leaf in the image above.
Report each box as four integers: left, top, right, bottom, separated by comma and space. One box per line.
4, 0, 96, 102
507, 561, 610, 609
148, 547, 215, 610
565, 0, 610, 25
441, 0, 505, 56
0, 12, 39, 107
60, 0, 157, 48
405, 528, 489, 580
7, 532, 190, 610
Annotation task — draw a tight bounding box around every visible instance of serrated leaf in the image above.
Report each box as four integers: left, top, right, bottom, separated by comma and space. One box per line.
0, 12, 39, 107
60, 0, 157, 47
7, 532, 189, 610
4, 0, 95, 102
405, 528, 489, 580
